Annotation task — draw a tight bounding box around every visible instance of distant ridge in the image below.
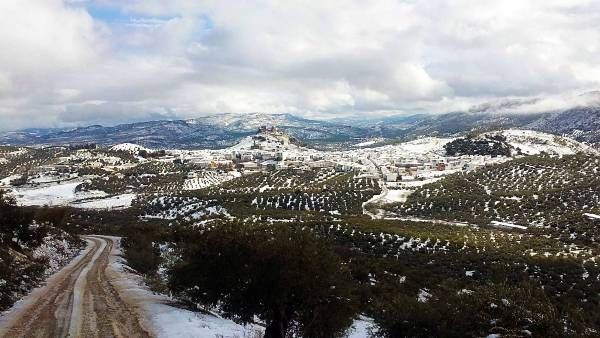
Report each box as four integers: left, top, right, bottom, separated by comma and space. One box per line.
0, 113, 372, 149
3, 102, 600, 148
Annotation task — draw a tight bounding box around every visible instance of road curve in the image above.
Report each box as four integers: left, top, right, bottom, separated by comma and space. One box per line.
0, 236, 151, 338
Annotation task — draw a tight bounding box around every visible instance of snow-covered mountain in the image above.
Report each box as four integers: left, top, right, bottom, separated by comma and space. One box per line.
3, 92, 600, 149
344, 92, 600, 146
0, 114, 371, 149
526, 106, 600, 145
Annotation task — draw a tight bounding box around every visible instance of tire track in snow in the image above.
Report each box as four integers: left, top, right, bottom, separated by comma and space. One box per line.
0, 236, 151, 338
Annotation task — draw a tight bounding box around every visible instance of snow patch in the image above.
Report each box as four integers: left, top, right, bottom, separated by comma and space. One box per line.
110, 143, 149, 153
583, 213, 600, 220
71, 194, 136, 209
490, 221, 527, 230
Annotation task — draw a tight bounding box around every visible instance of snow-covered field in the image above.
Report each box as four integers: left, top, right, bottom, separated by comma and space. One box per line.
110, 143, 150, 153
12, 181, 107, 207
343, 129, 595, 160
29, 173, 78, 184
0, 174, 21, 186
9, 180, 135, 209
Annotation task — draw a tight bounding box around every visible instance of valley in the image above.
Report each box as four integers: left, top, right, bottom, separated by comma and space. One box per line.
1, 125, 599, 337
4, 2, 600, 337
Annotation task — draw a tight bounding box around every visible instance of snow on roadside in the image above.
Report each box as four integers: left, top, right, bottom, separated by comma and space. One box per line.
105, 237, 378, 338
32, 233, 83, 277
104, 237, 264, 338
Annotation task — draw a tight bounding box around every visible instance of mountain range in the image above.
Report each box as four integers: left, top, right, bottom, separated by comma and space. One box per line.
2, 99, 600, 149
0, 113, 375, 149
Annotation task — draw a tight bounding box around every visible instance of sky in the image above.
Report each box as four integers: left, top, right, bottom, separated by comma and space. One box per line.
1, 0, 600, 130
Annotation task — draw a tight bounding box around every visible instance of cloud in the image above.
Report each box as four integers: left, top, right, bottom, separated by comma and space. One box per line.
1, 0, 600, 130
0, 0, 101, 128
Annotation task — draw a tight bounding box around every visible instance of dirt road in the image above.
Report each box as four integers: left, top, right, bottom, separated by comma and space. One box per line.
0, 236, 151, 338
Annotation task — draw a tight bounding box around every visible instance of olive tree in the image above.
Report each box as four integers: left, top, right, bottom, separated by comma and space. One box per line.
168, 224, 358, 338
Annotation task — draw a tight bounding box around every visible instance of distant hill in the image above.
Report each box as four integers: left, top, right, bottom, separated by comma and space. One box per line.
344, 92, 600, 146
526, 106, 600, 145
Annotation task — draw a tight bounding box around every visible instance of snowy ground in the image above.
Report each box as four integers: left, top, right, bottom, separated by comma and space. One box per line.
0, 174, 21, 186
182, 171, 241, 191
0, 240, 92, 333
32, 234, 83, 277
110, 143, 150, 153
584, 213, 600, 220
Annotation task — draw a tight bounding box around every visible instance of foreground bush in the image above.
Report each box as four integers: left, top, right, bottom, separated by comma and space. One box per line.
169, 224, 358, 338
